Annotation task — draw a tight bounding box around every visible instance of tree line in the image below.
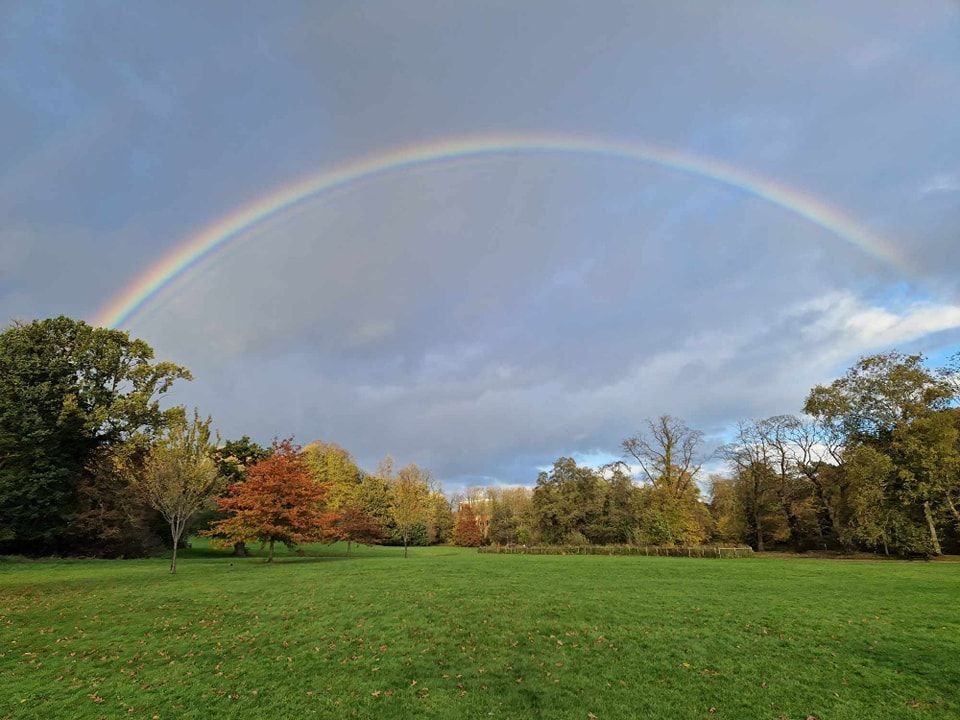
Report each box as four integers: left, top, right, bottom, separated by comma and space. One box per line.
0, 317, 454, 563
0, 316, 957, 562
460, 352, 960, 556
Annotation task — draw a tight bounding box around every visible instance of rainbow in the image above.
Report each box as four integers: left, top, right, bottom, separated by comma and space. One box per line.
95, 132, 908, 328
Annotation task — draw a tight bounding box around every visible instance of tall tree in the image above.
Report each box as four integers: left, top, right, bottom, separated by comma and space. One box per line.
208, 440, 336, 562
708, 474, 746, 544
355, 472, 393, 540
425, 491, 454, 544
720, 418, 814, 551
135, 410, 222, 573
0, 316, 189, 554
452, 503, 483, 546
532, 458, 604, 544
594, 463, 640, 544
623, 418, 710, 546
805, 352, 955, 444
214, 436, 271, 557
389, 463, 431, 557
302, 441, 363, 509
487, 487, 535, 545
622, 416, 703, 497
216, 436, 271, 483
805, 352, 958, 554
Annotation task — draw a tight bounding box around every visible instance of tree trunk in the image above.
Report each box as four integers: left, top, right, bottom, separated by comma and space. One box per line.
268, 539, 275, 563
170, 528, 179, 574
754, 508, 764, 552
231, 541, 249, 557
946, 494, 960, 526
347, 540, 352, 556
816, 489, 836, 541
403, 533, 408, 558
923, 501, 942, 555
780, 501, 802, 551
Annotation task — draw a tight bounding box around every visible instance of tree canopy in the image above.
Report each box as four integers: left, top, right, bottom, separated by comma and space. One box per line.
0, 317, 190, 553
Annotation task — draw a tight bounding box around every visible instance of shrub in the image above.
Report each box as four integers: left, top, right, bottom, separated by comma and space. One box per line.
477, 544, 754, 558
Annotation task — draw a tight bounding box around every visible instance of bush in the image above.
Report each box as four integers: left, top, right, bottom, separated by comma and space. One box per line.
477, 544, 754, 558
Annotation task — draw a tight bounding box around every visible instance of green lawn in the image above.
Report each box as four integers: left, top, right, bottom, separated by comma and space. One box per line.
1, 542, 958, 720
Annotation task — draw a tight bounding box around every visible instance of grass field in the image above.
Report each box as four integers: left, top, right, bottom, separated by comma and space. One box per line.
2, 542, 958, 720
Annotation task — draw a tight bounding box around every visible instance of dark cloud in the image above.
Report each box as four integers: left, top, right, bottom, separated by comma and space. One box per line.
3, 1, 959, 490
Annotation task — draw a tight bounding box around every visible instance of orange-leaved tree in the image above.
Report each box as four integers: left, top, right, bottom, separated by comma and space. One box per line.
453, 503, 483, 547
333, 505, 384, 555
207, 439, 337, 562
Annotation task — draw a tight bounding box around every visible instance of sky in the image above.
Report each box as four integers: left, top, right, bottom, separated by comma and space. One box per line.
2, 1, 959, 491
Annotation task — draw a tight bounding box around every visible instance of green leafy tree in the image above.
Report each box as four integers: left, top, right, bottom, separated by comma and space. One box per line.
591, 464, 640, 544
0, 316, 189, 554
488, 498, 521, 545
389, 463, 432, 557
302, 441, 363, 509
805, 352, 954, 444
216, 436, 271, 483
805, 352, 959, 555
708, 474, 746, 544
355, 472, 393, 541
532, 458, 604, 544
425, 491, 454, 544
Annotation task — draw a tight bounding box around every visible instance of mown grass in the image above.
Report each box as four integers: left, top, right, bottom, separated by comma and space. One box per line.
1, 540, 958, 720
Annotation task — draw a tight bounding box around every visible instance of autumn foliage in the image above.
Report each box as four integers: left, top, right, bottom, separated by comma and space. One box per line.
207, 440, 337, 561
333, 505, 384, 553
453, 504, 483, 547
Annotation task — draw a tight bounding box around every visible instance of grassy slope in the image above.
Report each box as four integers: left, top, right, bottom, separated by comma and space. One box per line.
1, 542, 958, 720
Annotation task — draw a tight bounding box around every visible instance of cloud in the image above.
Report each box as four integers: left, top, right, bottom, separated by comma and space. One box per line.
919, 173, 960, 196
3, 1, 960, 493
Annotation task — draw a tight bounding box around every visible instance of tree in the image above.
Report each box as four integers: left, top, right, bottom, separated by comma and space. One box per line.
805, 352, 959, 555
389, 463, 431, 557
425, 491, 454, 544
623, 418, 710, 546
453, 504, 483, 546
885, 409, 960, 554
134, 410, 222, 573
622, 416, 703, 497
532, 458, 604, 544
216, 436, 271, 483
720, 418, 814, 551
208, 440, 337, 562
486, 486, 535, 545
805, 352, 954, 444
0, 316, 190, 554
488, 498, 521, 545
302, 441, 363, 509
354, 472, 393, 540
708, 474, 746, 544
213, 436, 271, 557
591, 463, 640, 544
842, 445, 897, 554
333, 505, 384, 555
70, 438, 166, 558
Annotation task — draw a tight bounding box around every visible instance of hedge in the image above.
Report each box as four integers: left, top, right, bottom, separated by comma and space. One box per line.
477, 544, 754, 558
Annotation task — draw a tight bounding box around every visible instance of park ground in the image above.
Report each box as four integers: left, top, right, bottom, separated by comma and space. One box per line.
1, 542, 959, 720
